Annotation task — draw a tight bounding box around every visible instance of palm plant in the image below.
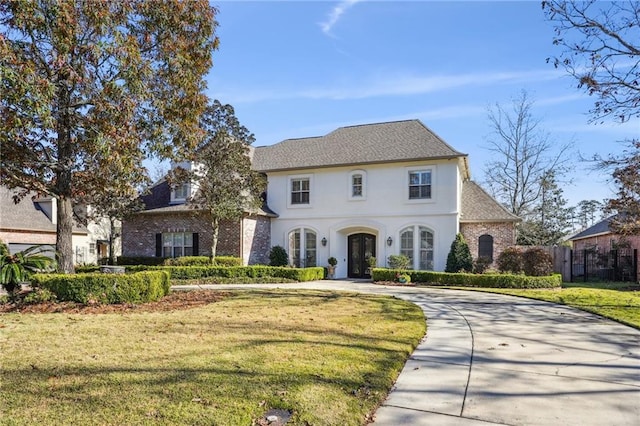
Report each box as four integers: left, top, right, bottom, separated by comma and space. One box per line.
0, 242, 57, 293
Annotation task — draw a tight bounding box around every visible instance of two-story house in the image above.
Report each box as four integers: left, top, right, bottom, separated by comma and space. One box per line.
252, 119, 518, 278
122, 119, 519, 276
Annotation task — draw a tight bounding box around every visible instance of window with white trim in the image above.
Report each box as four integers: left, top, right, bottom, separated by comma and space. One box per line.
348, 170, 367, 200
352, 174, 363, 197
399, 225, 434, 270
290, 178, 310, 205
171, 183, 189, 203
163, 232, 193, 258
408, 170, 432, 199
288, 228, 317, 267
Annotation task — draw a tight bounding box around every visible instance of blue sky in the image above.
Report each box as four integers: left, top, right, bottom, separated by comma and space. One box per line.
194, 0, 639, 208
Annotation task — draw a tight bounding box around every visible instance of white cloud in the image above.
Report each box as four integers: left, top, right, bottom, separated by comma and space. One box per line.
319, 0, 363, 37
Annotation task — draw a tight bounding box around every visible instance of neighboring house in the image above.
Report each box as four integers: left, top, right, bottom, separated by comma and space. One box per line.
121, 176, 276, 265
252, 119, 519, 278
0, 186, 101, 264
569, 214, 640, 281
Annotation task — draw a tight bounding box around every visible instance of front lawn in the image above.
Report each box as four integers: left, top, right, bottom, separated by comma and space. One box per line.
457, 282, 640, 329
0, 289, 425, 425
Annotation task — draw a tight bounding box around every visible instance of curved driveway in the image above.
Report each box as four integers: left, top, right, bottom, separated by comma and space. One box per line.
178, 281, 640, 426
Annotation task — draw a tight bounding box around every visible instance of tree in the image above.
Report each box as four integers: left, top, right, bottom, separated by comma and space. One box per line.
598, 141, 640, 236
445, 233, 473, 273
0, 0, 218, 273
178, 100, 265, 261
517, 171, 572, 245
483, 90, 574, 218
543, 1, 640, 123
575, 199, 603, 229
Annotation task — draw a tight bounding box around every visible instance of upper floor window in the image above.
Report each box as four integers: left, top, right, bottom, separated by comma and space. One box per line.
352, 174, 363, 197
291, 178, 310, 205
172, 183, 189, 201
409, 170, 431, 199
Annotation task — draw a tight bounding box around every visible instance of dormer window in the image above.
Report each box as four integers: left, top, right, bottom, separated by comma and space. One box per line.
172, 183, 189, 202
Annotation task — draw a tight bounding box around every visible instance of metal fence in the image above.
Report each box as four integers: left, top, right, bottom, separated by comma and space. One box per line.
571, 248, 638, 282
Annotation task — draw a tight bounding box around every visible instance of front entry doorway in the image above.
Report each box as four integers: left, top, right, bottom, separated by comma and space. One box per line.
348, 233, 376, 279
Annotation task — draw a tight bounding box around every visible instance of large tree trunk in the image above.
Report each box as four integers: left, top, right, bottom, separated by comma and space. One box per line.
56, 196, 75, 273
108, 218, 116, 265
210, 215, 219, 264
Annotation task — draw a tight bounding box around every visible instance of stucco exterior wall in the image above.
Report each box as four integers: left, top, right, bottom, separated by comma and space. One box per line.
265, 160, 463, 276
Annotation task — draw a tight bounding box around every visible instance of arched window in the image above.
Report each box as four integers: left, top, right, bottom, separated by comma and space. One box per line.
288, 228, 317, 267
478, 234, 494, 261
399, 226, 435, 271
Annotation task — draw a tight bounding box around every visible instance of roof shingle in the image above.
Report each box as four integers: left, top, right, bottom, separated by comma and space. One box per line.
460, 181, 520, 222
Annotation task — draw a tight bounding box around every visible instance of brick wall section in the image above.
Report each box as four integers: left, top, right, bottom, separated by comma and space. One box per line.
122, 211, 240, 258
573, 234, 640, 281
460, 222, 517, 266
0, 230, 56, 245
242, 215, 271, 265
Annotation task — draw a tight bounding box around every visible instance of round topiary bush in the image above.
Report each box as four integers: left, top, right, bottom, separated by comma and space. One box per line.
522, 247, 553, 276
497, 247, 523, 274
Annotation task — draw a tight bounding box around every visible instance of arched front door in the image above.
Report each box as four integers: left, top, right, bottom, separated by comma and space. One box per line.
348, 233, 376, 279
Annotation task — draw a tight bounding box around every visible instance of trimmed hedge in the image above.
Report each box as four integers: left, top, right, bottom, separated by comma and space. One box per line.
31, 270, 171, 304
116, 256, 166, 266
114, 265, 324, 282
163, 256, 243, 267
372, 268, 562, 289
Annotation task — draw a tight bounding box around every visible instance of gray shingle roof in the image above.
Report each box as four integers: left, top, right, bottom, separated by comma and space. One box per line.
252, 119, 466, 172
569, 215, 616, 240
0, 186, 56, 232
460, 181, 520, 222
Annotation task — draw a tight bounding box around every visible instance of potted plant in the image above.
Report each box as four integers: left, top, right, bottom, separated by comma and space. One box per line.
327, 257, 338, 279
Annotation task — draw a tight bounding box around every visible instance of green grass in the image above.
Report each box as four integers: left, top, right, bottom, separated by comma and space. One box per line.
0, 289, 425, 426
454, 282, 640, 329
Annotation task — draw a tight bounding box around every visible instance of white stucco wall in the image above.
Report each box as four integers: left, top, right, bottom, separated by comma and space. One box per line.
266, 159, 463, 277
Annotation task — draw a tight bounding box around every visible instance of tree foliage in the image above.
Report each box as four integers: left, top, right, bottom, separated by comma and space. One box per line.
445, 233, 473, 273
517, 171, 572, 245
0, 241, 56, 293
0, 0, 218, 272
574, 199, 603, 229
598, 141, 640, 236
543, 0, 640, 123
483, 91, 573, 218
178, 100, 265, 261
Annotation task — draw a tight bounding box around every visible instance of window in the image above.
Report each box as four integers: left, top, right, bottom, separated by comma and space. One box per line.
291, 178, 310, 205
352, 174, 363, 197
478, 234, 494, 261
409, 170, 432, 199
89, 243, 96, 255
399, 225, 434, 270
163, 232, 193, 258
288, 228, 317, 267
173, 183, 189, 200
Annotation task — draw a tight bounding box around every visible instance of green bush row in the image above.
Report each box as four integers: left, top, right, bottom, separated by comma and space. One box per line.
163, 256, 242, 266
156, 266, 324, 282
372, 269, 562, 289
31, 271, 171, 304
116, 256, 166, 266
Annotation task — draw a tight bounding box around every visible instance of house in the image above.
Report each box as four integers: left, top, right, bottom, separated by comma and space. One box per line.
569, 214, 639, 281
121, 119, 518, 276
120, 173, 277, 265
0, 186, 101, 263
251, 119, 519, 278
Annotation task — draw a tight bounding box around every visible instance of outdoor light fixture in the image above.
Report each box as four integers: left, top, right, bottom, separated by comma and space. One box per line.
321, 237, 327, 246
387, 237, 393, 246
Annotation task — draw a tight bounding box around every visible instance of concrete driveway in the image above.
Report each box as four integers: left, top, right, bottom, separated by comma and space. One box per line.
176, 281, 640, 426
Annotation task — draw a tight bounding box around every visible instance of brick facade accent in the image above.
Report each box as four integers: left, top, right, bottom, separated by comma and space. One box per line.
122, 211, 272, 265
460, 222, 517, 266
572, 234, 640, 281
0, 230, 56, 245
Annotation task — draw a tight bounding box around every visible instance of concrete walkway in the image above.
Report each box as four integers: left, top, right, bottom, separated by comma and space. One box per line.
176, 281, 640, 426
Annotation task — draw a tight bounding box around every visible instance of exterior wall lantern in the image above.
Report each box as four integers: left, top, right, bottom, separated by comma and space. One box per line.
387, 236, 393, 246
321, 237, 327, 246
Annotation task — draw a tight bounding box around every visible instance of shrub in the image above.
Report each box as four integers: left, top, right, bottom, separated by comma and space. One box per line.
497, 247, 523, 274
473, 256, 492, 274
328, 257, 338, 267
163, 256, 243, 267
32, 270, 170, 304
117, 256, 165, 266
445, 233, 473, 273
372, 268, 561, 289
397, 273, 411, 283
522, 247, 554, 277
214, 256, 243, 267
269, 246, 288, 267
23, 288, 57, 304
388, 254, 410, 270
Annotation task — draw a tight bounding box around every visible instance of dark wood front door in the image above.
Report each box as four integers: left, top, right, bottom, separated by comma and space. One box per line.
348, 233, 376, 279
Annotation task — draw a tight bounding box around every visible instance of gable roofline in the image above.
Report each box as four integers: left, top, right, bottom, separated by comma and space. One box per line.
568, 215, 617, 241
252, 119, 467, 173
